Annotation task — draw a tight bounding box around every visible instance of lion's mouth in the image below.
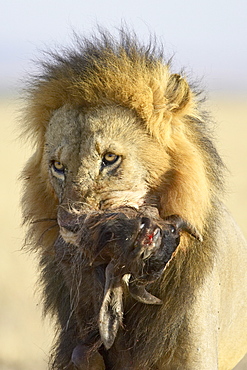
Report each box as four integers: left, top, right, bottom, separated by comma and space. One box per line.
57, 207, 86, 245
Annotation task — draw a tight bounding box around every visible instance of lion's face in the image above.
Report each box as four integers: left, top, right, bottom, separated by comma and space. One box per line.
44, 105, 169, 221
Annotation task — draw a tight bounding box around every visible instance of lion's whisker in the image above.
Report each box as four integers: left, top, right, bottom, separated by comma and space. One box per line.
37, 224, 58, 244
31, 218, 57, 224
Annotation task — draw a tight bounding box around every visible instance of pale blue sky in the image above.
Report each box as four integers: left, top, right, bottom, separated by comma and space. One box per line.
1, 0, 247, 93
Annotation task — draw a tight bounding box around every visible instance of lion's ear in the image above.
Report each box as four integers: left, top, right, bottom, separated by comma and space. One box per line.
166, 74, 192, 114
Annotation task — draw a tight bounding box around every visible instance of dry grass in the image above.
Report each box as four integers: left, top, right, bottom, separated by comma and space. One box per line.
0, 95, 246, 369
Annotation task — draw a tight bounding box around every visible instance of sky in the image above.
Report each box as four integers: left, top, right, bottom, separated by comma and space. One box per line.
1, 0, 247, 94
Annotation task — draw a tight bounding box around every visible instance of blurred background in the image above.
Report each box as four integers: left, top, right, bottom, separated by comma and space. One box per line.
1, 1, 246, 369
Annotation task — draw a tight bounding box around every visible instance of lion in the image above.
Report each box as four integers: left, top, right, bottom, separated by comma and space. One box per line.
21, 29, 247, 369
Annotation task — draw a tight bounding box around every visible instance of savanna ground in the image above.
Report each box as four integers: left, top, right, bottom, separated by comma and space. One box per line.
0, 94, 246, 370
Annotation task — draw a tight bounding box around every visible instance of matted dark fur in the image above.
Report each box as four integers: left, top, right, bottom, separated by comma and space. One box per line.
54, 206, 202, 366
20, 28, 233, 369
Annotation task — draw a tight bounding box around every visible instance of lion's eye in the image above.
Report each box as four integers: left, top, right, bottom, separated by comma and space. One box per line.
53, 161, 65, 172
51, 160, 66, 180
102, 153, 120, 166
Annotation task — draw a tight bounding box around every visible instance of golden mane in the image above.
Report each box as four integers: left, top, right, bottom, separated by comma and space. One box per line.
22, 30, 223, 239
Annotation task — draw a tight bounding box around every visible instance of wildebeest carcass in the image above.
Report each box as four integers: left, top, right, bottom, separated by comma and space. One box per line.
54, 206, 202, 369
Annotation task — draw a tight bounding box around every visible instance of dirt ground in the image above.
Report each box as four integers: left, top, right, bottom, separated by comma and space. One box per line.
0, 95, 246, 369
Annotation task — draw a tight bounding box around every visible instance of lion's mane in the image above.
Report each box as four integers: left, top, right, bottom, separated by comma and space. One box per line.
21, 29, 225, 368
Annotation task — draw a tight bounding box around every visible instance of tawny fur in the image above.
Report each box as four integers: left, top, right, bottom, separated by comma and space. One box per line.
21, 28, 247, 370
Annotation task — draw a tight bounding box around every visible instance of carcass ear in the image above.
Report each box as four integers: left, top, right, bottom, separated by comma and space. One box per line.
99, 263, 124, 350
166, 74, 192, 114
128, 281, 163, 305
